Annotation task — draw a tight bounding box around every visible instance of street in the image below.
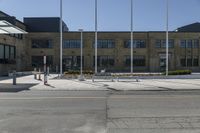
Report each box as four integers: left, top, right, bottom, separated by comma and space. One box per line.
0, 90, 200, 133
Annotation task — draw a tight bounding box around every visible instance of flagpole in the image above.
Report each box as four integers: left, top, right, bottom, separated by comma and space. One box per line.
130, 0, 133, 74
95, 0, 98, 74
166, 0, 169, 76
60, 0, 63, 76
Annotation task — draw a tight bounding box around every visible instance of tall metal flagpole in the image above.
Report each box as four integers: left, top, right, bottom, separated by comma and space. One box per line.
80, 29, 83, 76
95, 0, 98, 74
130, 0, 133, 74
60, 0, 63, 76
166, 0, 169, 76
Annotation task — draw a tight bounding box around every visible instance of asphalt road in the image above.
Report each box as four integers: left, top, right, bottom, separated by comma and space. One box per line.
0, 90, 200, 133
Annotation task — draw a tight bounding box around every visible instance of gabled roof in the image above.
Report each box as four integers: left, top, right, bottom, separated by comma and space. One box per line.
176, 22, 200, 32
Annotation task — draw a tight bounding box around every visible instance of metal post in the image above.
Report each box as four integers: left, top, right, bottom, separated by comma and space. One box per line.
38, 68, 41, 80
95, 0, 98, 74
13, 70, 16, 85
44, 56, 47, 85
130, 0, 133, 74
78, 29, 85, 81
56, 65, 58, 74
80, 29, 83, 76
166, 0, 169, 76
34, 68, 37, 79
47, 66, 50, 76
60, 0, 63, 77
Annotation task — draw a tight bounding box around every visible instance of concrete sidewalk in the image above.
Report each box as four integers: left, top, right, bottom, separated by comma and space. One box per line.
0, 75, 200, 92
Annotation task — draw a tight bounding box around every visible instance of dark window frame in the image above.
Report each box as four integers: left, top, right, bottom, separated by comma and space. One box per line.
125, 55, 146, 67
63, 40, 82, 48
0, 43, 16, 64
124, 40, 146, 48
93, 40, 115, 48
31, 39, 53, 48
155, 39, 174, 48
93, 56, 115, 67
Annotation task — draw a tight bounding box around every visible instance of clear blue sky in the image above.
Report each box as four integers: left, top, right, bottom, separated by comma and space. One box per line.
0, 0, 200, 31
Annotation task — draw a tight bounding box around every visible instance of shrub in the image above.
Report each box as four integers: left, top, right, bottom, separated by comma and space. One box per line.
64, 70, 94, 75
162, 70, 192, 75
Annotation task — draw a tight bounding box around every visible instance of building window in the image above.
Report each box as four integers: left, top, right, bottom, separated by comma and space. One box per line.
180, 40, 186, 48
93, 56, 115, 67
0, 44, 4, 59
5, 45, 9, 59
93, 40, 115, 48
180, 58, 199, 67
194, 40, 199, 48
180, 58, 186, 67
187, 58, 193, 67
8, 34, 23, 40
0, 44, 16, 64
193, 58, 199, 66
155, 39, 174, 48
124, 40, 146, 48
63, 56, 83, 70
125, 55, 146, 66
32, 40, 53, 48
10, 47, 15, 60
63, 40, 81, 48
180, 40, 199, 48
32, 56, 53, 67
187, 40, 193, 48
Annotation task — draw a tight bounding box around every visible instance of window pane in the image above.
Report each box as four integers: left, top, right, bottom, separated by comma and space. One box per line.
193, 58, 199, 66
63, 40, 81, 48
94, 56, 115, 67
187, 59, 192, 67
5, 46, 9, 59
155, 40, 161, 48
32, 40, 53, 48
0, 44, 4, 59
180, 40, 186, 48
187, 40, 193, 48
194, 40, 199, 48
125, 40, 146, 48
180, 59, 186, 67
125, 55, 145, 66
10, 46, 15, 59
169, 40, 174, 48
32, 56, 53, 67
95, 40, 115, 48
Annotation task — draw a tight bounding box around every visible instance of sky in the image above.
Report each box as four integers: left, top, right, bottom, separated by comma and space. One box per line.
0, 0, 200, 31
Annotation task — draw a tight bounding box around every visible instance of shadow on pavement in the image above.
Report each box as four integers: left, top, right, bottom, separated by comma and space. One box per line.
44, 84, 55, 88
0, 83, 39, 93
0, 76, 12, 81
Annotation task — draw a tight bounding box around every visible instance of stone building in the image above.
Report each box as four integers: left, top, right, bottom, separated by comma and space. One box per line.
0, 11, 200, 75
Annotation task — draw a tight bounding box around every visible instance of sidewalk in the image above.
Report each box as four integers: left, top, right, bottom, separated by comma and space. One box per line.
0, 74, 200, 92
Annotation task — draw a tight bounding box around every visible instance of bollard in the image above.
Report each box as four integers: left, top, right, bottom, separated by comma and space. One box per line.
34, 68, 37, 79
44, 73, 48, 85
38, 68, 41, 80
56, 65, 58, 74
47, 67, 49, 76
13, 70, 17, 85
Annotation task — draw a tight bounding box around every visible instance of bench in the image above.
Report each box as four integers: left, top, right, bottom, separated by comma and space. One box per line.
92, 73, 114, 82
116, 76, 140, 82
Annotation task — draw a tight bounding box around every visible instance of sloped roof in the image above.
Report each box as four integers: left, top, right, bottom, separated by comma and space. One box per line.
176, 22, 200, 32
24, 17, 69, 32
